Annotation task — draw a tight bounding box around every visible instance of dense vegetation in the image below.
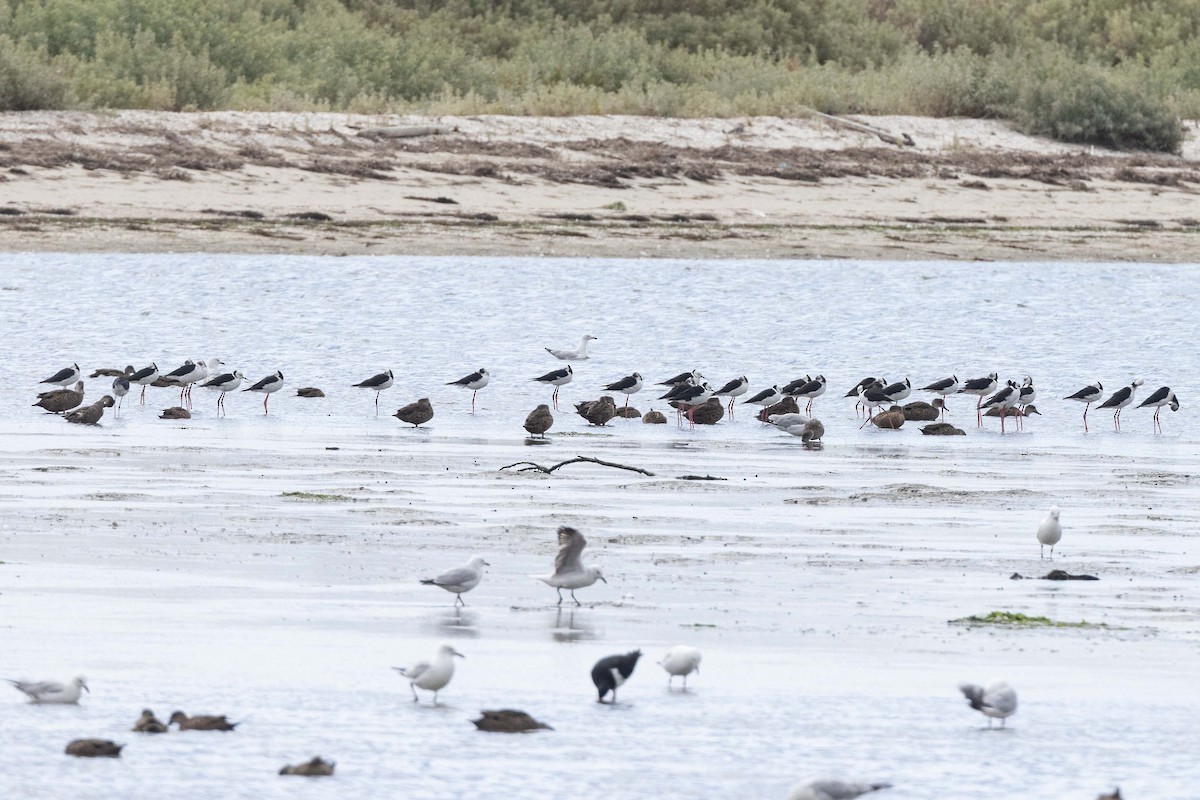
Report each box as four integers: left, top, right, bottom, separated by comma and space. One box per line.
0, 0, 1194, 151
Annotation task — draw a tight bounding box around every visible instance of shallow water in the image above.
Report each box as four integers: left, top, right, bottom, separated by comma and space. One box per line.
1, 256, 1198, 799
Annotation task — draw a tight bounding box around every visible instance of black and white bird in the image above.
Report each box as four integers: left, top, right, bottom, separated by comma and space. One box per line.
712, 376, 749, 418
40, 362, 80, 387
533, 364, 573, 410
980, 380, 1020, 434
1063, 381, 1103, 432
880, 377, 912, 404
591, 650, 642, 704
658, 369, 705, 387
672, 382, 714, 429
857, 385, 894, 429
744, 385, 783, 419
602, 372, 643, 412
243, 370, 284, 414
781, 375, 812, 397
353, 369, 394, 415
447, 367, 490, 414
959, 681, 1018, 729
163, 357, 223, 408
111, 375, 130, 417
545, 334, 596, 361
127, 363, 159, 404
1016, 376, 1036, 430
919, 376, 959, 418
201, 370, 244, 416
846, 377, 883, 417
1138, 386, 1180, 433
1097, 378, 1144, 431
792, 375, 827, 415
958, 372, 999, 426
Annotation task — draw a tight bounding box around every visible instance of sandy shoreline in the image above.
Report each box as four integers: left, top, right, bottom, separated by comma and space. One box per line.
1, 111, 1198, 261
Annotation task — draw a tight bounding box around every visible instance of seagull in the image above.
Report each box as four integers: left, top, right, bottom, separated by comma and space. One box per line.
958, 372, 999, 426
658, 645, 702, 689
394, 644, 464, 703
534, 526, 606, 606
1097, 378, 1144, 431
40, 362, 80, 387
712, 376, 749, 419
447, 367, 489, 414
603, 372, 644, 412
1038, 506, 1062, 559
787, 779, 893, 800
959, 681, 1018, 728
421, 555, 489, 606
919, 376, 959, 417
7, 676, 88, 704
1064, 381, 1103, 432
353, 369, 394, 415
111, 374, 130, 417
169, 711, 239, 731
591, 649, 641, 704
658, 369, 705, 387
533, 364, 572, 410
879, 377, 912, 404
792, 375, 827, 415
127, 363, 160, 404
980, 380, 1020, 434
243, 370, 284, 414
393, 397, 434, 427
524, 404, 554, 437
744, 385, 783, 420
1138, 386, 1180, 433
546, 334, 596, 361
201, 370, 245, 416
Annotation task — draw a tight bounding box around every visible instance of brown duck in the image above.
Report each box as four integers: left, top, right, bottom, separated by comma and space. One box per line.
169, 711, 238, 731
472, 709, 553, 733
681, 397, 724, 425
921, 422, 966, 436
612, 406, 641, 418
642, 410, 667, 424
757, 396, 798, 422
90, 365, 134, 378
280, 756, 336, 776
160, 407, 191, 419
65, 738, 123, 757
575, 396, 617, 426
65, 395, 114, 425
133, 709, 169, 733
394, 397, 434, 427
296, 387, 326, 398
902, 399, 945, 421
984, 404, 1040, 418
34, 381, 84, 413
524, 404, 553, 437
871, 405, 906, 429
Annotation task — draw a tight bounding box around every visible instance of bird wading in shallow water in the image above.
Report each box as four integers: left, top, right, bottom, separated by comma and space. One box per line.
534, 526, 606, 606
591, 649, 641, 703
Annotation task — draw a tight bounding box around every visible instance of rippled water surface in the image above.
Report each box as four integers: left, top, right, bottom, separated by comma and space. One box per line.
1, 255, 1198, 800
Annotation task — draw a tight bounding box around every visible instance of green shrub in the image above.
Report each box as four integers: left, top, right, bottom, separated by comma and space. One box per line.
0, 37, 68, 110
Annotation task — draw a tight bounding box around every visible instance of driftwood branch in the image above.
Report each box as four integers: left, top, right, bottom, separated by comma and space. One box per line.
803, 109, 915, 147
500, 456, 655, 476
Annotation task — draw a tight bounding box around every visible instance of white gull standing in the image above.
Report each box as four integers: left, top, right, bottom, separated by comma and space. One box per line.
7, 676, 89, 704
421, 555, 489, 606
393, 644, 463, 704
658, 645, 702, 689
534, 526, 606, 606
1038, 506, 1063, 559
546, 335, 597, 360
959, 681, 1018, 728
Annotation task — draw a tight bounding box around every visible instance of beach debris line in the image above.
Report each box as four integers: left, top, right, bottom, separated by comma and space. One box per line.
501, 455, 653, 476
948, 611, 1109, 628
803, 108, 915, 147
533, 526, 607, 606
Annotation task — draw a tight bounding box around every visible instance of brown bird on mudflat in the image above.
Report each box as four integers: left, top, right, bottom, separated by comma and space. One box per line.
34, 381, 84, 413
524, 403, 554, 437
65, 739, 123, 758
612, 406, 641, 418
642, 410, 667, 424
169, 711, 238, 731
902, 399, 945, 421
160, 406, 191, 419
394, 397, 434, 427
132, 709, 169, 733
680, 396, 724, 425
280, 756, 336, 776
296, 387, 326, 398
65, 395, 114, 425
871, 405, 906, 429
921, 422, 966, 436
90, 365, 134, 379
757, 395, 799, 422
576, 396, 617, 426
472, 709, 553, 733
984, 403, 1040, 418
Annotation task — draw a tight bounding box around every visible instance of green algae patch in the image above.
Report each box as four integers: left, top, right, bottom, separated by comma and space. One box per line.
281, 491, 352, 502
950, 611, 1111, 629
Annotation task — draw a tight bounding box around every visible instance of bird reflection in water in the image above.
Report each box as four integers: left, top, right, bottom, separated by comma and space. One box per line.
551, 607, 595, 643
427, 607, 480, 639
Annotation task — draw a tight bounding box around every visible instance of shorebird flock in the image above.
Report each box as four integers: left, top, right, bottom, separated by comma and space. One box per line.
31, 341, 1182, 438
